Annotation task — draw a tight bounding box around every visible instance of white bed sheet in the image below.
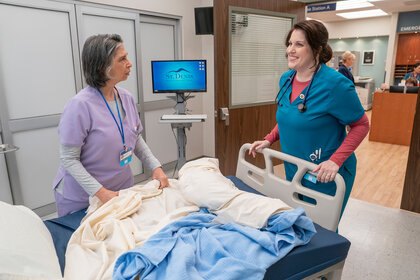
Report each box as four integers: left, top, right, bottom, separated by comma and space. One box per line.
64, 157, 292, 280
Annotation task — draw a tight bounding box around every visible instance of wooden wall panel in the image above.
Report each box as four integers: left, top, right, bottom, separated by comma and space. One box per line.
214, 0, 305, 175
369, 92, 418, 146
395, 33, 420, 65
401, 87, 420, 213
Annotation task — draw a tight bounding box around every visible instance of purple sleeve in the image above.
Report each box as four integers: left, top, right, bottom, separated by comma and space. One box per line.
58, 98, 91, 147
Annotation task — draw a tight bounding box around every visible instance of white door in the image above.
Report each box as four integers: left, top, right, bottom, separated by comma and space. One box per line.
0, 0, 82, 216
139, 15, 181, 167
0, 1, 183, 216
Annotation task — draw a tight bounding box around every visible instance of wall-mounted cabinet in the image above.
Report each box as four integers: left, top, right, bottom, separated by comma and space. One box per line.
394, 33, 420, 83
395, 33, 420, 65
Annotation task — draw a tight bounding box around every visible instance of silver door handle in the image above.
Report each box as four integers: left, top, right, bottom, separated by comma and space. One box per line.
0, 144, 19, 154
220, 107, 229, 126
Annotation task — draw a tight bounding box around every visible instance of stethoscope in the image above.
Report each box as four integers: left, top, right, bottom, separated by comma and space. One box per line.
275, 63, 321, 113
409, 72, 420, 79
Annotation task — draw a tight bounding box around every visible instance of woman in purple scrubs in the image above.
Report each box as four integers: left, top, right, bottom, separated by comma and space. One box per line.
52, 34, 168, 217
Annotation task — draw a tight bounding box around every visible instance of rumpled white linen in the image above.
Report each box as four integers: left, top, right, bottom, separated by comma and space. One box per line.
64, 158, 292, 280
178, 158, 292, 228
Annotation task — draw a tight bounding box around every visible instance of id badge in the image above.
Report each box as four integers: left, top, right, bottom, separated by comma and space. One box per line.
120, 147, 133, 166
303, 171, 318, 184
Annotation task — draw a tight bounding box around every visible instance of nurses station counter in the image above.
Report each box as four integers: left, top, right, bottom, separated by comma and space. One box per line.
369, 90, 418, 146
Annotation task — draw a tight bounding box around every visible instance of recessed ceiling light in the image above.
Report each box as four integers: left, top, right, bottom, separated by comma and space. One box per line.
337, 9, 388, 19
336, 0, 374, 11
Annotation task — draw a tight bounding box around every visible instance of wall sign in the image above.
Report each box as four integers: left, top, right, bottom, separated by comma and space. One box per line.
397, 11, 420, 33
362, 50, 375, 65
307, 3, 336, 13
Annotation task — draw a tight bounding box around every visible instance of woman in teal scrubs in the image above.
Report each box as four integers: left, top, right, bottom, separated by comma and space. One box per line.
250, 20, 369, 221
403, 63, 420, 81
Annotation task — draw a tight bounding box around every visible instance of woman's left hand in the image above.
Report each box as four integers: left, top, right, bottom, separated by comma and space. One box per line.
152, 167, 169, 189
313, 160, 339, 183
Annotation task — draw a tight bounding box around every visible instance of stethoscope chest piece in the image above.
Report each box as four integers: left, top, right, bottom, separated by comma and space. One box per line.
297, 103, 307, 113
276, 64, 321, 114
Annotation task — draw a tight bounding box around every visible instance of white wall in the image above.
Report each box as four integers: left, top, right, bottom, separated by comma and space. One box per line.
200, 0, 215, 157
324, 14, 399, 85
384, 13, 399, 85
84, 0, 215, 159
324, 16, 392, 39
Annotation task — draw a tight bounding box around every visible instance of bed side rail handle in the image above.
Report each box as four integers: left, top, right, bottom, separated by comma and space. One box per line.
236, 143, 345, 232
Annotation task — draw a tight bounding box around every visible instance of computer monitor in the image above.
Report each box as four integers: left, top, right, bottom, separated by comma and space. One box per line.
406, 86, 419, 93
151, 60, 207, 93
389, 85, 419, 94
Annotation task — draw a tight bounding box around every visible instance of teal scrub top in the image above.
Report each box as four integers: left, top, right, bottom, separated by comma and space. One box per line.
403, 72, 420, 81
276, 63, 365, 196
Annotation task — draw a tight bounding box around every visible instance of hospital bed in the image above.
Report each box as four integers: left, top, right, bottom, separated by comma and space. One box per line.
228, 143, 351, 279
0, 144, 350, 279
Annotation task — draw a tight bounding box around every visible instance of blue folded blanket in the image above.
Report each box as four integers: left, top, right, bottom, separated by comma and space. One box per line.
113, 207, 316, 280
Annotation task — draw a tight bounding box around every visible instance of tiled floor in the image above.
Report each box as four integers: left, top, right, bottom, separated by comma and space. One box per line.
339, 198, 420, 280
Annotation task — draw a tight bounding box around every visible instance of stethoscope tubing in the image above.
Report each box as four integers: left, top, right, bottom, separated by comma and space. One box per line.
275, 63, 321, 113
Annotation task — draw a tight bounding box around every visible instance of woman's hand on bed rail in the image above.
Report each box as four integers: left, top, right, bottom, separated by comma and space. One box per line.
313, 160, 339, 183
95, 187, 119, 204
153, 167, 169, 189
249, 140, 271, 158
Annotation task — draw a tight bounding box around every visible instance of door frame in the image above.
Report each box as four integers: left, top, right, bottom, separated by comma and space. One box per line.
214, 0, 305, 175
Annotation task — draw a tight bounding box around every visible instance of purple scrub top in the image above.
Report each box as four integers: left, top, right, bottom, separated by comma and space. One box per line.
52, 86, 143, 216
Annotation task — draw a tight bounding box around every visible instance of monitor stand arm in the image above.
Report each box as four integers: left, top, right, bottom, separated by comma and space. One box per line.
167, 92, 195, 114
167, 92, 194, 170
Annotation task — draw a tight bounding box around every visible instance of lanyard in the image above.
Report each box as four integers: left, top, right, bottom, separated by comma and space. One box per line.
97, 88, 126, 150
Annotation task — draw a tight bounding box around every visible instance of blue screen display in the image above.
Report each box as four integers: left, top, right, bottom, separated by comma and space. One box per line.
151, 60, 206, 93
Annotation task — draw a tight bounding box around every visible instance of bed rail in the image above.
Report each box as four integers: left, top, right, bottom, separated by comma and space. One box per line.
236, 143, 345, 231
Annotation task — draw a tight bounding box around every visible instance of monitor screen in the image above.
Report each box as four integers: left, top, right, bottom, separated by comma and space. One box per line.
151, 60, 207, 93
390, 85, 419, 94
406, 86, 419, 93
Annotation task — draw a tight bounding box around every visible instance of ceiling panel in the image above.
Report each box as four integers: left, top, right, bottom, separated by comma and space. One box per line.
306, 0, 420, 22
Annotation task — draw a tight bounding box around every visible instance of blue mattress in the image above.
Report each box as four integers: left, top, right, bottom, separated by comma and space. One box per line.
226, 175, 351, 280
44, 208, 86, 275
45, 176, 350, 279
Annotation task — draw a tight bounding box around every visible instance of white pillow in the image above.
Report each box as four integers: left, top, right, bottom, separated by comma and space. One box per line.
0, 201, 62, 279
